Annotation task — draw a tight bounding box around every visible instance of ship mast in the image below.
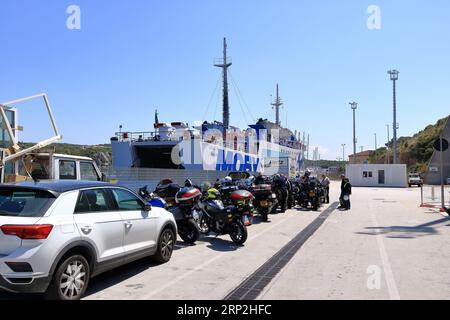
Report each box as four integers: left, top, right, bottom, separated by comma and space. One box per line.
214, 38, 232, 129
271, 83, 283, 126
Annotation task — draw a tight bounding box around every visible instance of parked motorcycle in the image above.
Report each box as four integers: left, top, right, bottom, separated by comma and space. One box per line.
272, 174, 289, 213
298, 179, 321, 211
216, 180, 254, 226
171, 186, 203, 244
144, 182, 201, 244
252, 180, 278, 222
229, 189, 255, 226
199, 188, 248, 245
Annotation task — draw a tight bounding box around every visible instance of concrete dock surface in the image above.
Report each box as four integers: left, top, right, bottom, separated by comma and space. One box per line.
1, 185, 449, 300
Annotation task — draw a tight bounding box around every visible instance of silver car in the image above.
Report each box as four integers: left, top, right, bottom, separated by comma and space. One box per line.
0, 181, 176, 300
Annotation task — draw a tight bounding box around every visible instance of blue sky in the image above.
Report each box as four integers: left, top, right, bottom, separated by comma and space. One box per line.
1, 0, 449, 160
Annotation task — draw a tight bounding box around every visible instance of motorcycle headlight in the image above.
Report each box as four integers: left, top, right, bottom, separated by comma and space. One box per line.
271, 194, 277, 199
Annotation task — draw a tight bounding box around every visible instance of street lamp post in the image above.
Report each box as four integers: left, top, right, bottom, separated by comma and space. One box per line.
341, 144, 346, 163
349, 102, 358, 163
388, 69, 399, 164
386, 124, 390, 164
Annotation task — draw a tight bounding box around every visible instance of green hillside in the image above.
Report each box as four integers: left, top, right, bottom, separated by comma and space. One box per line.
369, 116, 449, 172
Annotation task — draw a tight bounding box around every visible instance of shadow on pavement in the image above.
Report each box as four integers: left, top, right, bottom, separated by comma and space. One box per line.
357, 217, 450, 239
84, 257, 160, 298
198, 236, 244, 252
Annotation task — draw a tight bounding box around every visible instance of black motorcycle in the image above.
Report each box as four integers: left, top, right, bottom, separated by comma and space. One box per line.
199, 190, 248, 245
272, 175, 289, 213
150, 180, 202, 244
288, 178, 299, 208
252, 179, 278, 222
298, 179, 321, 211
171, 186, 203, 244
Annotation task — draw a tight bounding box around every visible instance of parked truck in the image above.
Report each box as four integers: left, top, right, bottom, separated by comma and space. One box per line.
1, 152, 105, 183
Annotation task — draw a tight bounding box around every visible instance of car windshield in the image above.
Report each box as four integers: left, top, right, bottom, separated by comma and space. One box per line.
0, 189, 57, 217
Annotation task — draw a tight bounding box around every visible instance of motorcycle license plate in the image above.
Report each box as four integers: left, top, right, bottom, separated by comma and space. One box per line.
260, 200, 269, 207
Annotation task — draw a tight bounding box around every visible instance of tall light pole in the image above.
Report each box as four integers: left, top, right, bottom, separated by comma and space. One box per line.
374, 133, 378, 150
349, 102, 358, 163
341, 144, 346, 163
386, 124, 390, 164
388, 69, 399, 164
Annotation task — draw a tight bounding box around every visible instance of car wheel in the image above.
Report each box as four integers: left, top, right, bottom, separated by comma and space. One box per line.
46, 254, 90, 301
153, 228, 175, 264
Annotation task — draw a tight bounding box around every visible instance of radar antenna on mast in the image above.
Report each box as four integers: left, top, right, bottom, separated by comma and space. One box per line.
214, 38, 232, 129
271, 84, 283, 126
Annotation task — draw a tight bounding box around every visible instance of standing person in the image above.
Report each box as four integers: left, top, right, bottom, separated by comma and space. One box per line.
338, 174, 346, 208
342, 178, 352, 210
320, 174, 331, 204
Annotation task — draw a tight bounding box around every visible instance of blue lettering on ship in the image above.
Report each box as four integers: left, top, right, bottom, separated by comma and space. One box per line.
216, 150, 260, 172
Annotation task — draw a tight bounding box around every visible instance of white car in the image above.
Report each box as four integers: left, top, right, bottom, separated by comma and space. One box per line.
0, 181, 176, 300
408, 173, 423, 187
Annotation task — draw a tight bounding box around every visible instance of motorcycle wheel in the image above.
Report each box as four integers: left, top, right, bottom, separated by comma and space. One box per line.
178, 219, 200, 244
259, 208, 269, 222
280, 199, 287, 213
312, 199, 319, 211
229, 221, 248, 245
197, 216, 210, 235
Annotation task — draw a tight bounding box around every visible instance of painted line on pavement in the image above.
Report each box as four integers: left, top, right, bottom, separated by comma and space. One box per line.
370, 212, 401, 300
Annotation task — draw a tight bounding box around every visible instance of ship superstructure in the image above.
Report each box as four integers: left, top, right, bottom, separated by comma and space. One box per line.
111, 39, 304, 176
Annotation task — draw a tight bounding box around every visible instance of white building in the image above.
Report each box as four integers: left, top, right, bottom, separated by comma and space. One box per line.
345, 164, 407, 188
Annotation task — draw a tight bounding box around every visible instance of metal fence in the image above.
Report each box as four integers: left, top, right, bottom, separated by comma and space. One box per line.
105, 168, 230, 192
420, 185, 450, 210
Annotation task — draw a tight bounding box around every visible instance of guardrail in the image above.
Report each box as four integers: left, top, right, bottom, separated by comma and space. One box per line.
420, 185, 450, 212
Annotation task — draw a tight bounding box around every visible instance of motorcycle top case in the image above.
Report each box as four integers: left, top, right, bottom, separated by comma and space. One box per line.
175, 187, 202, 206
230, 190, 254, 205
155, 181, 181, 200
253, 184, 273, 197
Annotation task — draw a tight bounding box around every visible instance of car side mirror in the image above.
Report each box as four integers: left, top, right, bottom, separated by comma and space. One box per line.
144, 204, 152, 212
101, 173, 108, 182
